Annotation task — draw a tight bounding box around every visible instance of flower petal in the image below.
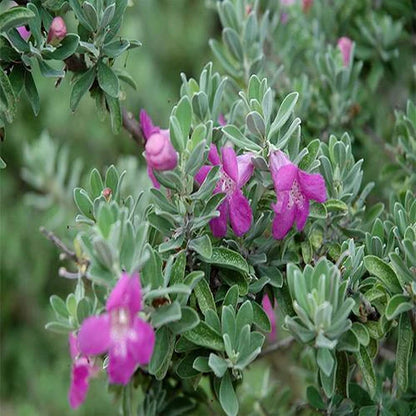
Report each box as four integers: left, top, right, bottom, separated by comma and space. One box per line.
221, 147, 239, 182
271, 163, 298, 192
68, 360, 90, 409
78, 315, 111, 356
210, 200, 229, 238
69, 333, 79, 360
228, 189, 252, 236
139, 110, 160, 140
208, 144, 221, 165
262, 295, 277, 341
147, 166, 160, 188
237, 153, 254, 187
298, 171, 327, 203
195, 165, 212, 185
108, 342, 137, 385
272, 194, 296, 239
131, 317, 156, 365
106, 272, 142, 315
295, 200, 310, 231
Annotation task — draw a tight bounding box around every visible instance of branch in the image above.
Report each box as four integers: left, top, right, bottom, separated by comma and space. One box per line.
259, 336, 295, 358
122, 108, 144, 146
64, 55, 144, 147
39, 226, 77, 262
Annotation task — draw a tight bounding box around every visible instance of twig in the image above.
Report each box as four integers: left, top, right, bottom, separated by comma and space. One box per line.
122, 108, 144, 146
39, 226, 77, 262
259, 336, 295, 358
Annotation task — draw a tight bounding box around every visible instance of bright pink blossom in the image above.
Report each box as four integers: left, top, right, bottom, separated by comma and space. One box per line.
78, 273, 155, 385
47, 17, 67, 45
140, 110, 178, 188
68, 333, 99, 409
17, 26, 30, 41
337, 37, 353, 67
195, 145, 254, 238
270, 150, 326, 239
262, 295, 277, 341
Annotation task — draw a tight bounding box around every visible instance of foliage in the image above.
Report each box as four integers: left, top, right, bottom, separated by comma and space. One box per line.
1, 0, 415, 415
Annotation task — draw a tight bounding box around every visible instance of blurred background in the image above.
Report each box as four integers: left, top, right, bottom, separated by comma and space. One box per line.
1, 0, 415, 414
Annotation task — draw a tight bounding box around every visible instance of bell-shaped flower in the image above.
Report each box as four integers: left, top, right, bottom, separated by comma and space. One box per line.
68, 333, 99, 409
262, 295, 277, 341
337, 37, 353, 67
47, 17, 67, 46
77, 273, 155, 385
270, 150, 326, 239
195, 144, 254, 238
140, 110, 178, 188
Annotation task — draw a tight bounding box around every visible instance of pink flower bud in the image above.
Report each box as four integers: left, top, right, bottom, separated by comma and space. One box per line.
17, 26, 30, 41
145, 130, 178, 171
47, 17, 67, 45
102, 187, 112, 201
337, 37, 353, 67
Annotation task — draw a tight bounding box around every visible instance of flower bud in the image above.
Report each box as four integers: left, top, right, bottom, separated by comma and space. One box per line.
145, 130, 178, 171
17, 26, 30, 41
337, 37, 353, 67
47, 17, 67, 46
102, 187, 112, 201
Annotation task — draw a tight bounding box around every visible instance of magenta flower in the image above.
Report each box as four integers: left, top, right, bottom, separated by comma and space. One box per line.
17, 26, 30, 41
140, 110, 178, 188
262, 295, 277, 341
270, 150, 326, 239
337, 37, 353, 67
195, 144, 254, 238
68, 333, 99, 409
77, 273, 155, 385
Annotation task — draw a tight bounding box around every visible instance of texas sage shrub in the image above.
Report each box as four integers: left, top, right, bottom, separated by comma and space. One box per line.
1, 0, 415, 415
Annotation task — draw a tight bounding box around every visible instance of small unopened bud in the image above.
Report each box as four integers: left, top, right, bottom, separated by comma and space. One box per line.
337, 37, 353, 67
102, 187, 112, 201
245, 4, 253, 15
47, 17, 67, 46
145, 130, 178, 171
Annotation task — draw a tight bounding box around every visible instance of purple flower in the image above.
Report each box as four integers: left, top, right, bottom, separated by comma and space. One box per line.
68, 333, 99, 409
270, 150, 326, 239
262, 295, 277, 341
337, 37, 353, 67
195, 144, 254, 238
47, 17, 67, 45
140, 110, 178, 188
17, 26, 30, 41
78, 273, 155, 385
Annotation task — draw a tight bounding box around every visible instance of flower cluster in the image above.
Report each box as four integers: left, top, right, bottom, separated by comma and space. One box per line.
69, 273, 155, 408
140, 111, 327, 240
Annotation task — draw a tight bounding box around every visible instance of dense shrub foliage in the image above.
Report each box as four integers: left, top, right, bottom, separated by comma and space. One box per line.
1, 0, 415, 415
